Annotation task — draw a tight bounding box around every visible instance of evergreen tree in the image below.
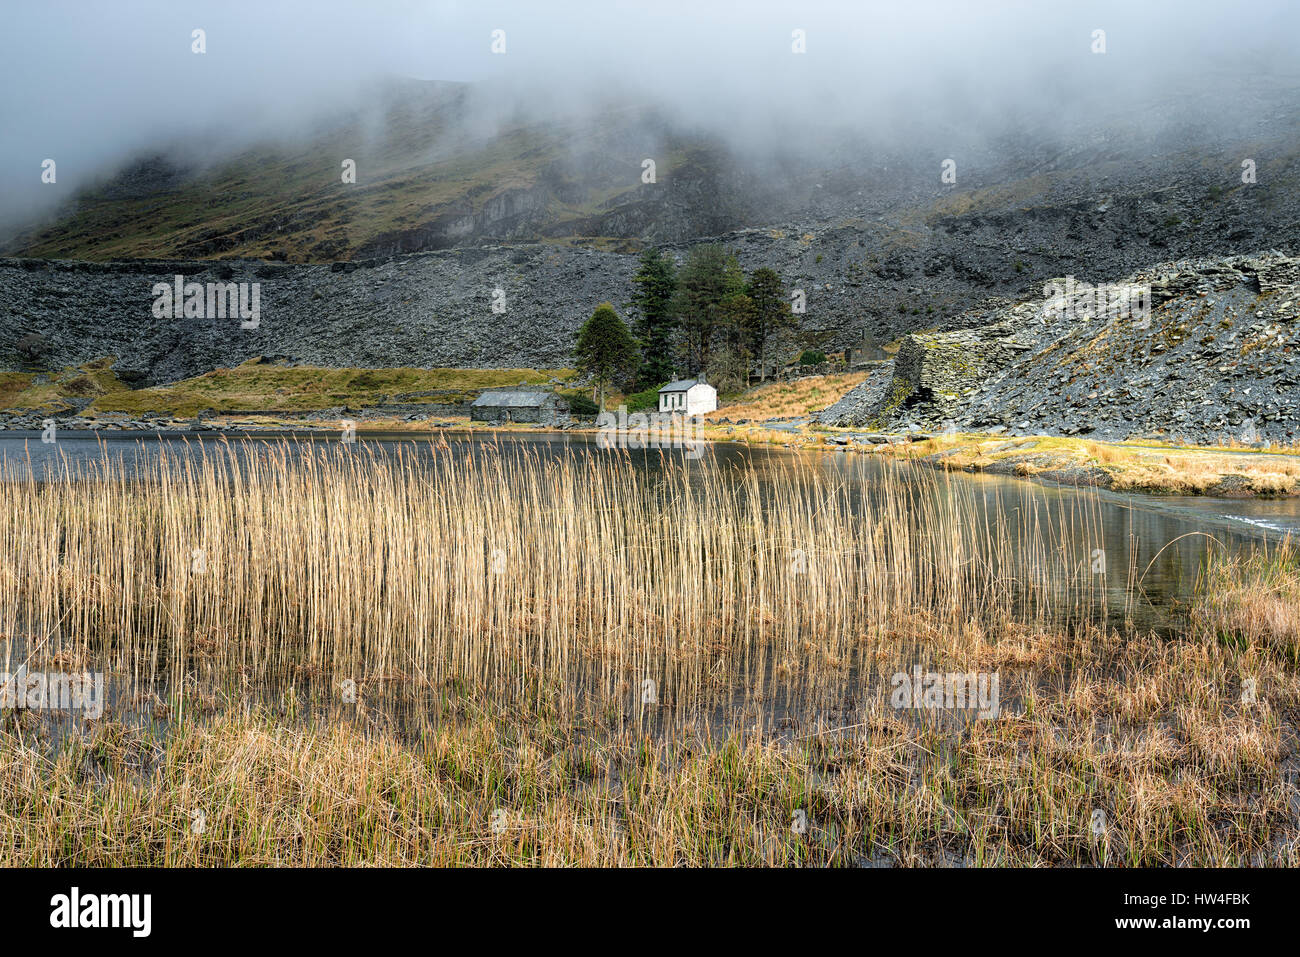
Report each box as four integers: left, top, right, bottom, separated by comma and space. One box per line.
573, 302, 638, 412
630, 248, 678, 388
674, 245, 744, 376
745, 267, 796, 382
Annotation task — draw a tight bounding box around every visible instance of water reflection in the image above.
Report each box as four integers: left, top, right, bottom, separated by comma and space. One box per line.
2, 430, 1287, 612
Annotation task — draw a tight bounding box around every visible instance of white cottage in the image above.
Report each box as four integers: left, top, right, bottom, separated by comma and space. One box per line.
657, 378, 717, 415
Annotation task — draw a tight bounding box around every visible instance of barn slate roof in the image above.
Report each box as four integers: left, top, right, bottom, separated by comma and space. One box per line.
471, 390, 561, 408
658, 379, 710, 393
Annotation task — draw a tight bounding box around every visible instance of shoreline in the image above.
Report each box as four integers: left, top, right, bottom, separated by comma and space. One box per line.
5, 410, 1300, 501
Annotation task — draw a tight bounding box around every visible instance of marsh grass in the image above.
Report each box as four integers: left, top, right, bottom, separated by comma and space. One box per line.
3, 636, 1293, 867
1193, 539, 1300, 661
1, 438, 1295, 866
1, 438, 1112, 714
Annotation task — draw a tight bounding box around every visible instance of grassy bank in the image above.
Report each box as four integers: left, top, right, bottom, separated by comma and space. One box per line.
701, 373, 869, 422
0, 358, 130, 412
884, 432, 1300, 497
4, 363, 1297, 499
89, 360, 575, 417
0, 359, 575, 417
4, 645, 1293, 867
1, 440, 1296, 865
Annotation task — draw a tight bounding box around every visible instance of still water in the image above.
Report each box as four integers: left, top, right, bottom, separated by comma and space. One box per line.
4, 427, 1294, 563
3, 429, 1297, 639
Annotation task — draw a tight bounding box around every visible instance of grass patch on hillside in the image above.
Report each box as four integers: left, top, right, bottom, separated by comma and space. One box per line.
87, 360, 574, 417
0, 359, 129, 413
0, 374, 34, 408
927, 175, 1053, 220
703, 373, 868, 422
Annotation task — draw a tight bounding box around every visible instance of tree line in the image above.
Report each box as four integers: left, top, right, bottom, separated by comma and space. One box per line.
574, 245, 800, 410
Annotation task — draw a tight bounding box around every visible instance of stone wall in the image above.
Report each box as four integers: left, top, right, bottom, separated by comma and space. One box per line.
878, 323, 1032, 424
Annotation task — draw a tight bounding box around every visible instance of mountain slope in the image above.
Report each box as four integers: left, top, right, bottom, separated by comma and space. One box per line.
2, 80, 765, 262
824, 252, 1300, 445
4, 76, 1300, 377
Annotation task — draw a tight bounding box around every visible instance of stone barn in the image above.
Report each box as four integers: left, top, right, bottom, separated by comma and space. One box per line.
470, 389, 570, 425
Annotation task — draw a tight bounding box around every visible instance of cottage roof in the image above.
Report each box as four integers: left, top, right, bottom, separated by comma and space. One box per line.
471, 390, 559, 408
658, 379, 710, 393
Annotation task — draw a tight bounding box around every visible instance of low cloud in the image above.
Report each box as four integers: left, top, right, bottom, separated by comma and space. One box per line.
2, 0, 1296, 233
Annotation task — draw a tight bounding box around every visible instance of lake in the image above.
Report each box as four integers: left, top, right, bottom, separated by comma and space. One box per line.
3, 429, 1295, 633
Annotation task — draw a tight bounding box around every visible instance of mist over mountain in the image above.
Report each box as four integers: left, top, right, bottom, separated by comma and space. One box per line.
3, 0, 1298, 237
2, 0, 1299, 382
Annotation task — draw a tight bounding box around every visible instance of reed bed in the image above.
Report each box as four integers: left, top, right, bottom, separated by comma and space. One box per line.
1, 438, 1112, 720
1193, 538, 1300, 662
0, 437, 1293, 866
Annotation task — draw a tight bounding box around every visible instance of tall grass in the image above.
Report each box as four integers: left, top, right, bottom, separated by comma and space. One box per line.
1193, 538, 1300, 661
6, 438, 1290, 866
0, 438, 1113, 723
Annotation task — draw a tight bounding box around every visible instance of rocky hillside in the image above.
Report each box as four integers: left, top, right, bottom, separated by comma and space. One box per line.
822, 252, 1300, 446
4, 77, 1300, 365
0, 247, 638, 385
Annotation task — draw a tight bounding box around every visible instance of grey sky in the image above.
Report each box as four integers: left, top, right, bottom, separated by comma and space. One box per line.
1, 0, 1296, 229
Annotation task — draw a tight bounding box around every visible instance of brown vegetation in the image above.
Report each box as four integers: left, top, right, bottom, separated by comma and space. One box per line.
1, 440, 1295, 865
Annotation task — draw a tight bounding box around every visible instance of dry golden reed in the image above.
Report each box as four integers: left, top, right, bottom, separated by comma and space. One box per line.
1, 437, 1112, 719
2, 437, 1293, 866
